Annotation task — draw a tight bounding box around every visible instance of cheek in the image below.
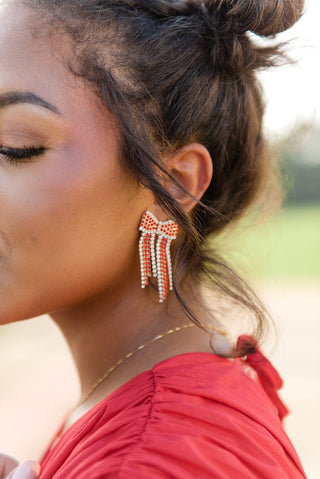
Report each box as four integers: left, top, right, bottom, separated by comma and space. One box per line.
2, 147, 146, 315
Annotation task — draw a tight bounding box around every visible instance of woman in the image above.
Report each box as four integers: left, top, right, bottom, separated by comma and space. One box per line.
0, 0, 307, 477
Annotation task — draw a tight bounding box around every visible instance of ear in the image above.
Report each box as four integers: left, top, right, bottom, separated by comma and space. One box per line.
164, 143, 213, 212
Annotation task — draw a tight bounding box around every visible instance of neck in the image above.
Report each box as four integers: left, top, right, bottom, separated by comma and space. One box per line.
49, 281, 197, 403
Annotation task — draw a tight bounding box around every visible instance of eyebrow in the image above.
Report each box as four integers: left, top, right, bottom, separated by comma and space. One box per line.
0, 91, 61, 114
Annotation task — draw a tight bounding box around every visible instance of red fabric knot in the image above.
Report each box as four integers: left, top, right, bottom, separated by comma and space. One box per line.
236, 335, 289, 421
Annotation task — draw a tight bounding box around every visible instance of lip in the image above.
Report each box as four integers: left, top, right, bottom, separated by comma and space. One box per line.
0, 230, 12, 257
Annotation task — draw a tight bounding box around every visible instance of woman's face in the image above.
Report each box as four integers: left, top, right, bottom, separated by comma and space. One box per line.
0, 3, 151, 323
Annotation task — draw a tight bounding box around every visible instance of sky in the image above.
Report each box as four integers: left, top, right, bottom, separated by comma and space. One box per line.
259, 0, 320, 137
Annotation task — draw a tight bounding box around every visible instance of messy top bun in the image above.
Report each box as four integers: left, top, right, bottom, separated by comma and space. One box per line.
131, 0, 304, 36
24, 0, 304, 351
205, 0, 304, 35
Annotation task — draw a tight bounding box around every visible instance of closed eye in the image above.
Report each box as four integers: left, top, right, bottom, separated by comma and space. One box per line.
0, 144, 47, 165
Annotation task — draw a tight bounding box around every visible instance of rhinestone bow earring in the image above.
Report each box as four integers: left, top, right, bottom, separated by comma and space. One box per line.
138, 211, 179, 302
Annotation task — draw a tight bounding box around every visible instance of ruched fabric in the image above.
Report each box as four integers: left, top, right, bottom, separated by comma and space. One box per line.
39, 351, 306, 478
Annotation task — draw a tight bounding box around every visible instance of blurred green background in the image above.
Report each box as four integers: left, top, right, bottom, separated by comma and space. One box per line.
221, 124, 320, 281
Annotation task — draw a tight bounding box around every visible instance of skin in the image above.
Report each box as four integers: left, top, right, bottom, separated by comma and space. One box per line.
0, 457, 40, 479
0, 3, 230, 475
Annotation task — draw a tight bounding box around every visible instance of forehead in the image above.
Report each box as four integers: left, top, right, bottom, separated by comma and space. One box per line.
0, 4, 60, 86
0, 2, 96, 119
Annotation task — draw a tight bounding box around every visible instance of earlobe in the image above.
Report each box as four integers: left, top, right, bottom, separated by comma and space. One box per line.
166, 143, 213, 212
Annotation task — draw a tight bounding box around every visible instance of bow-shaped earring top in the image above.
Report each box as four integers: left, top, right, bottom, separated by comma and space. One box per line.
139, 211, 179, 240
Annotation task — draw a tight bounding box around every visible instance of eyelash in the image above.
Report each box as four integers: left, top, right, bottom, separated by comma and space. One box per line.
0, 145, 46, 165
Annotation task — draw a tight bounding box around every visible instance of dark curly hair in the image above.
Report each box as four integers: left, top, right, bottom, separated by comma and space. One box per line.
22, 0, 304, 354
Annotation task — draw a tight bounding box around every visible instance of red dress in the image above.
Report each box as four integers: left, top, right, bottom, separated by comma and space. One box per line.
39, 346, 306, 478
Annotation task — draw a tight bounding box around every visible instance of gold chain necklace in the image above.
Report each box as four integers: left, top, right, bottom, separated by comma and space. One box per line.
79, 323, 227, 405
